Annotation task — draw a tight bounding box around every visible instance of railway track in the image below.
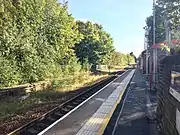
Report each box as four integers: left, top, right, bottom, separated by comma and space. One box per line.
8, 71, 126, 135
0, 86, 27, 100
0, 71, 122, 101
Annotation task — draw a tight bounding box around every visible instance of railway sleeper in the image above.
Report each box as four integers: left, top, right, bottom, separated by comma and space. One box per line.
72, 101, 79, 105
66, 104, 75, 109
61, 107, 70, 112
75, 99, 83, 103
36, 123, 48, 128
27, 128, 39, 134
46, 116, 57, 122
79, 97, 87, 100
54, 112, 64, 117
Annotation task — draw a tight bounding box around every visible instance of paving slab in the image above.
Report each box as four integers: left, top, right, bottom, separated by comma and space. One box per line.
104, 69, 157, 135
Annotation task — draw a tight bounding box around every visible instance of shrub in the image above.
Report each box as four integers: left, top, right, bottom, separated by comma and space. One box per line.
0, 57, 21, 87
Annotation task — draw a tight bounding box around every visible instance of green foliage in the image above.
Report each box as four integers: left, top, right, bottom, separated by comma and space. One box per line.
145, 0, 180, 46
145, 6, 166, 46
104, 51, 135, 71
0, 0, 82, 87
82, 58, 91, 71
62, 56, 82, 76
0, 57, 21, 87
126, 54, 135, 65
75, 21, 114, 68
174, 46, 180, 54
0, 0, 119, 87
156, 0, 180, 29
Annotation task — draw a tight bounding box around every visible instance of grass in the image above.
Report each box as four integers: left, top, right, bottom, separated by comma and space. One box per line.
97, 67, 125, 73
51, 71, 109, 91
0, 97, 41, 121
0, 71, 109, 122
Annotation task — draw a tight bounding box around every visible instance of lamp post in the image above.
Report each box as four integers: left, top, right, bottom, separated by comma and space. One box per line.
164, 17, 172, 55
152, 0, 157, 90
145, 27, 151, 76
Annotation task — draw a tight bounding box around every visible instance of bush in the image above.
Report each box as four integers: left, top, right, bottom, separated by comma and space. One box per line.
174, 45, 180, 54
62, 57, 82, 76
0, 57, 21, 87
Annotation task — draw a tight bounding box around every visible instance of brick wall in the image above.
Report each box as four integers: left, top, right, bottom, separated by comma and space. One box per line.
157, 55, 180, 135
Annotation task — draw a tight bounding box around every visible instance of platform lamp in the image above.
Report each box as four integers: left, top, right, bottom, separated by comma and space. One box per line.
152, 0, 158, 90
145, 27, 151, 76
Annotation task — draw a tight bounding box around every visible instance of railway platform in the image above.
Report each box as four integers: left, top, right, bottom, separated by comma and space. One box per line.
104, 69, 158, 135
41, 70, 135, 135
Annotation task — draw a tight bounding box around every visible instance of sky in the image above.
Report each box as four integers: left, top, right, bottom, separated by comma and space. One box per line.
67, 0, 153, 57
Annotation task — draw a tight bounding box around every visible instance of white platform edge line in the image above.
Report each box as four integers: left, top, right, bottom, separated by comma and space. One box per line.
37, 70, 128, 135
76, 69, 135, 135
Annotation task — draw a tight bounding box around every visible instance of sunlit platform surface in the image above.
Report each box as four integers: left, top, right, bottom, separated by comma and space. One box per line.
76, 70, 135, 135
43, 70, 134, 135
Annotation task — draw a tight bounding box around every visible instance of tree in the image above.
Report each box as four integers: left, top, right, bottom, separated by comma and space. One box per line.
156, 0, 180, 29
126, 54, 135, 65
0, 0, 82, 86
0, 0, 118, 87
74, 21, 114, 70
104, 51, 134, 72
145, 5, 166, 46
145, 0, 180, 47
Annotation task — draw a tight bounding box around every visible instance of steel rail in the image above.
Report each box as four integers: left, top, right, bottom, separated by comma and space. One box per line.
8, 71, 127, 135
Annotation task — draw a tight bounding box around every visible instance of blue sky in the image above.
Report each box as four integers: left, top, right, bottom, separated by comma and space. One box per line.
67, 0, 153, 56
